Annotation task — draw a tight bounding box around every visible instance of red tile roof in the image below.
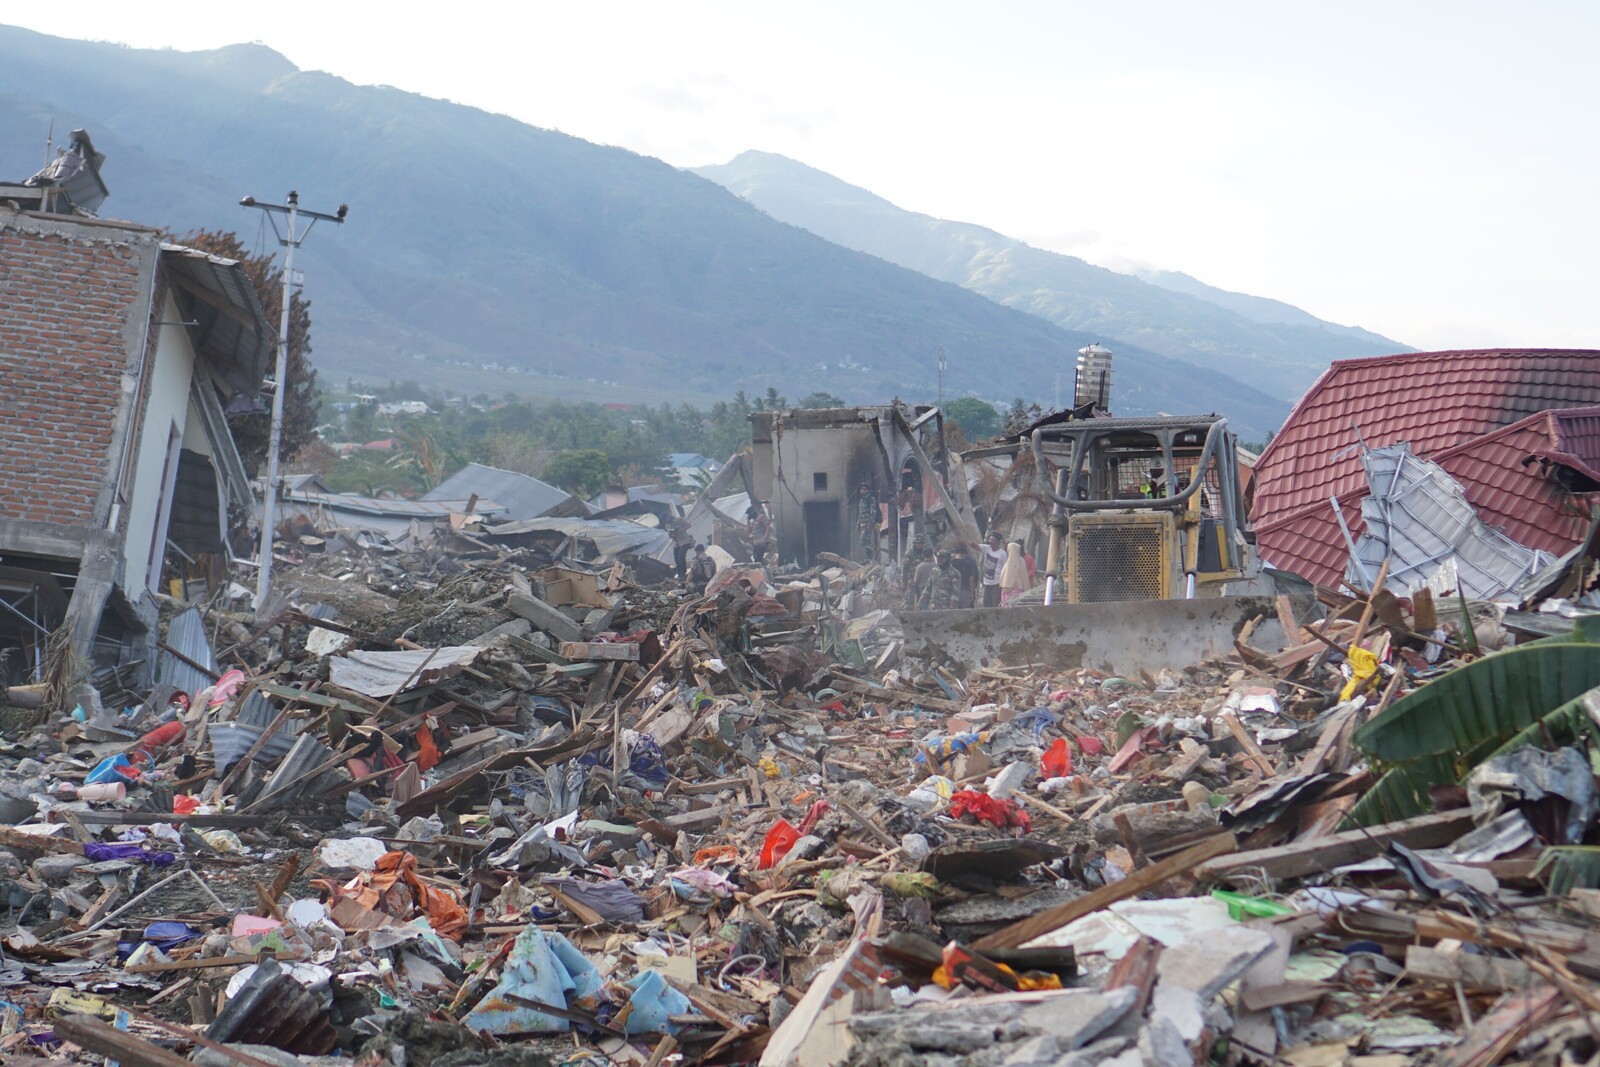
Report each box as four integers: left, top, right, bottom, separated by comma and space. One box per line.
1251, 349, 1600, 586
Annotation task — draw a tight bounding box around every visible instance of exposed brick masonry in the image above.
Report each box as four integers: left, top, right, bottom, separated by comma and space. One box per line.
0, 220, 148, 527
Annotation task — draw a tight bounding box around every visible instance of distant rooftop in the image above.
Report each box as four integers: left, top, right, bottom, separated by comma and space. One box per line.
422, 462, 587, 520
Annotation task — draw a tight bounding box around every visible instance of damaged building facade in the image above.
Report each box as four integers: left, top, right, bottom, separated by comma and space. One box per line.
750, 404, 970, 565
0, 208, 271, 687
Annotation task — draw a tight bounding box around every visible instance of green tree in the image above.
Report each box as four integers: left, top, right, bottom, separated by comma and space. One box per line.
179, 229, 319, 476
542, 449, 615, 496
943, 396, 1002, 441
798, 391, 846, 409
345, 402, 378, 444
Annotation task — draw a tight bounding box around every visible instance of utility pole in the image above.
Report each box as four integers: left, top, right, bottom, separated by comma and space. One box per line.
240, 190, 347, 613
937, 345, 947, 409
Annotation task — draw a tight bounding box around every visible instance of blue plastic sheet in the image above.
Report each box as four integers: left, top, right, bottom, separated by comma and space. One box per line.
461, 926, 605, 1035
619, 969, 691, 1035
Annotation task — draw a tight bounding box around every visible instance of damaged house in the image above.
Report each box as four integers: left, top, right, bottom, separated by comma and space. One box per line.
0, 204, 271, 687
1250, 348, 1600, 596
750, 404, 970, 566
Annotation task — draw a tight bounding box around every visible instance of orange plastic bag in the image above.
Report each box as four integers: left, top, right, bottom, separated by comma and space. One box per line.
1041, 737, 1073, 778
415, 724, 441, 772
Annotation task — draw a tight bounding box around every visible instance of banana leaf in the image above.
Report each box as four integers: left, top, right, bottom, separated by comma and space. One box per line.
1343, 753, 1463, 828
1344, 621, 1600, 829
1353, 643, 1600, 764
1347, 688, 1600, 827
1535, 846, 1600, 896
1480, 686, 1600, 764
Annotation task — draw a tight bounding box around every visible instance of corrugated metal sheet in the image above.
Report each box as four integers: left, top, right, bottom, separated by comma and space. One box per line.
205, 956, 337, 1054
328, 646, 482, 698
158, 608, 216, 698
484, 516, 671, 558
254, 733, 337, 808
422, 462, 583, 520
210, 720, 299, 769
1346, 444, 1552, 599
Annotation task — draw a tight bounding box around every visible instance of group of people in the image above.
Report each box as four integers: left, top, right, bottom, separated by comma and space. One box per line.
667, 501, 775, 596
905, 530, 1035, 611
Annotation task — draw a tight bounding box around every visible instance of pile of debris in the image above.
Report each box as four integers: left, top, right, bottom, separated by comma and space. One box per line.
3, 531, 1600, 1067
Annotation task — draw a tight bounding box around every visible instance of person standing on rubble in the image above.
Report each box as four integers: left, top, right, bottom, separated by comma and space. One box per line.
949, 544, 979, 609
667, 514, 693, 583
855, 482, 880, 563
927, 549, 962, 610
981, 531, 1007, 607
744, 505, 772, 564
688, 544, 716, 595
999, 541, 1030, 606
904, 546, 935, 609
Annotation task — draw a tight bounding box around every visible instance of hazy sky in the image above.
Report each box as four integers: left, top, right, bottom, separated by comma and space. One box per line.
11, 2, 1600, 350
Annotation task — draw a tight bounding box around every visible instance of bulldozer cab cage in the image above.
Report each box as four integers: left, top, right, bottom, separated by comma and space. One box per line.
1029, 415, 1251, 601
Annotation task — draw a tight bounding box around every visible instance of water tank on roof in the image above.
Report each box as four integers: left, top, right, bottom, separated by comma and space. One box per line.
1075, 344, 1114, 409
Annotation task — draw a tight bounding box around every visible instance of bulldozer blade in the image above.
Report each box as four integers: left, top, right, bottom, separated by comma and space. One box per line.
898, 595, 1281, 678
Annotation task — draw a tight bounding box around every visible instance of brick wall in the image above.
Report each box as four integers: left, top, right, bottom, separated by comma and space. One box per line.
0, 217, 151, 527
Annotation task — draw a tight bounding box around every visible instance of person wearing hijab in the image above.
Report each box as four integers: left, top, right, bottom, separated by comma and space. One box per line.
999, 541, 1029, 606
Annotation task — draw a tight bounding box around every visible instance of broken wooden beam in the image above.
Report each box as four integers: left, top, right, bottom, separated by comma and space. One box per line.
124, 952, 307, 974
1195, 809, 1474, 885
69, 811, 344, 828
974, 832, 1237, 951
0, 826, 85, 855
1404, 946, 1532, 992
51, 1014, 193, 1067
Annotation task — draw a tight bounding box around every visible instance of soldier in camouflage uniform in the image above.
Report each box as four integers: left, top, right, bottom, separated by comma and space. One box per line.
926, 550, 962, 610
855, 482, 880, 562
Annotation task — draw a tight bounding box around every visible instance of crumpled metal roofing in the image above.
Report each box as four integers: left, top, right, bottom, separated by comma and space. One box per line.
157, 608, 215, 699
422, 462, 583, 520
328, 645, 483, 698
1345, 444, 1553, 599
484, 516, 672, 558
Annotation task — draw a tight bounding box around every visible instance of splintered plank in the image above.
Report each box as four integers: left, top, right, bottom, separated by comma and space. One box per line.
973, 833, 1237, 951
1195, 810, 1473, 885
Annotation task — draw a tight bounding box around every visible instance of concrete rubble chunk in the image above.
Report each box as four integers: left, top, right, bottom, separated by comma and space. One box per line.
1001, 1034, 1061, 1067
1149, 983, 1206, 1043
1019, 986, 1139, 1048
507, 591, 584, 642
1138, 1016, 1193, 1067
1155, 927, 1277, 1001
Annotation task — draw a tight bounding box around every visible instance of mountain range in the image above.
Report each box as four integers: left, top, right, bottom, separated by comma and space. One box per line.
0, 27, 1390, 440
694, 151, 1407, 405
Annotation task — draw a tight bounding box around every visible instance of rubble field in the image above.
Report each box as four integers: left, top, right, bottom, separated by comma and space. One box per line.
3, 531, 1600, 1067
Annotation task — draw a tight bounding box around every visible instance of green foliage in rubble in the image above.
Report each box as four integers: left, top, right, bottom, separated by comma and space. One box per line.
1345, 619, 1600, 828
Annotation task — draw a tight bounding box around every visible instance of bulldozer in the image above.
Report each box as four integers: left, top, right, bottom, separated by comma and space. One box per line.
898, 411, 1274, 677
1031, 413, 1255, 603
